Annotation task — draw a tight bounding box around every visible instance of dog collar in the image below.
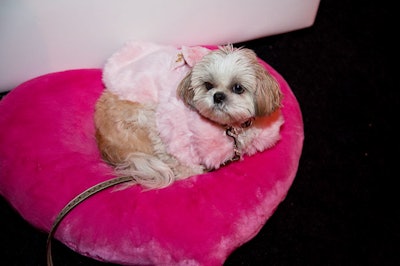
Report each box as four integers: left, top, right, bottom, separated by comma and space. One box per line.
217, 117, 255, 168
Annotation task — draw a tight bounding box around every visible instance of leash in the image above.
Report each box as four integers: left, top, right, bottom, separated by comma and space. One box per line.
46, 118, 254, 265
212, 117, 255, 169
220, 126, 241, 165
46, 175, 134, 266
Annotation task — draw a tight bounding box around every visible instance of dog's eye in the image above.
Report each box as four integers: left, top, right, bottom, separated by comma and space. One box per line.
232, 84, 244, 94
204, 82, 213, 90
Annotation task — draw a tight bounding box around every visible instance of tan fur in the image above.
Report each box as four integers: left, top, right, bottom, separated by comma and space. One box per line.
95, 91, 156, 163
253, 61, 283, 116
95, 91, 203, 188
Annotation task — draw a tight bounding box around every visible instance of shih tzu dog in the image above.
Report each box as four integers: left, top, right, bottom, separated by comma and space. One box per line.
94, 43, 284, 189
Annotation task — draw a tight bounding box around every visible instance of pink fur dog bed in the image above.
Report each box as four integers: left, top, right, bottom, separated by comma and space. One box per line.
0, 44, 303, 265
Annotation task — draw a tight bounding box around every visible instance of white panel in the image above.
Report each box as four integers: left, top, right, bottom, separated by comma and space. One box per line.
0, 0, 320, 92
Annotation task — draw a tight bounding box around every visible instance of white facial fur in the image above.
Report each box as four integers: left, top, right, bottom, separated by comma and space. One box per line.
182, 46, 264, 126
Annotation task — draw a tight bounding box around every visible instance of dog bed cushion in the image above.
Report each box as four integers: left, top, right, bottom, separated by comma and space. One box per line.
0, 47, 304, 265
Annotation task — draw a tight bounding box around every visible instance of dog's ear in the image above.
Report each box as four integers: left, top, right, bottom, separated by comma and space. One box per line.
177, 70, 195, 107
254, 65, 283, 117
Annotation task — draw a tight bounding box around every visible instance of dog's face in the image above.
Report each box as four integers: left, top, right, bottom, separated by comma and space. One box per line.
178, 45, 282, 126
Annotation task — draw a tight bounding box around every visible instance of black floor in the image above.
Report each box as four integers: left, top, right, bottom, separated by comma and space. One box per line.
1, 1, 397, 265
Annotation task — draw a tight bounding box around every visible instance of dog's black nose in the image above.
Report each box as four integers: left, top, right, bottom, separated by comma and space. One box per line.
213, 92, 226, 104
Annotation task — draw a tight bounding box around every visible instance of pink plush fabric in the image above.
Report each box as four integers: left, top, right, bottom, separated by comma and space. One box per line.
0, 55, 303, 265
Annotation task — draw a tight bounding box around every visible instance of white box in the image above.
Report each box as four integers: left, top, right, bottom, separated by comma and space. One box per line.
0, 0, 320, 92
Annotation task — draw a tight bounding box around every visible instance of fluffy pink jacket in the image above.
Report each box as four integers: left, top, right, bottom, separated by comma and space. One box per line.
103, 41, 284, 169
0, 42, 304, 265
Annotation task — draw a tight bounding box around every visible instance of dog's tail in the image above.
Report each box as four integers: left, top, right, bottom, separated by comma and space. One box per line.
113, 152, 175, 189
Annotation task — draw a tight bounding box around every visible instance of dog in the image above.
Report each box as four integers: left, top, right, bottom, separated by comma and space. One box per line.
94, 43, 284, 189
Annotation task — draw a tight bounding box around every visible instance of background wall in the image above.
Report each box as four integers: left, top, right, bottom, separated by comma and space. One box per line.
0, 0, 320, 92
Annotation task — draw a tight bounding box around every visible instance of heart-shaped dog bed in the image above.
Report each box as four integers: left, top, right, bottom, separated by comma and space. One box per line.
0, 47, 303, 265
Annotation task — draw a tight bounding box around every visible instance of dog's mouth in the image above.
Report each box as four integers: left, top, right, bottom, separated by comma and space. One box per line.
199, 105, 252, 126
193, 106, 227, 125
191, 95, 253, 126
